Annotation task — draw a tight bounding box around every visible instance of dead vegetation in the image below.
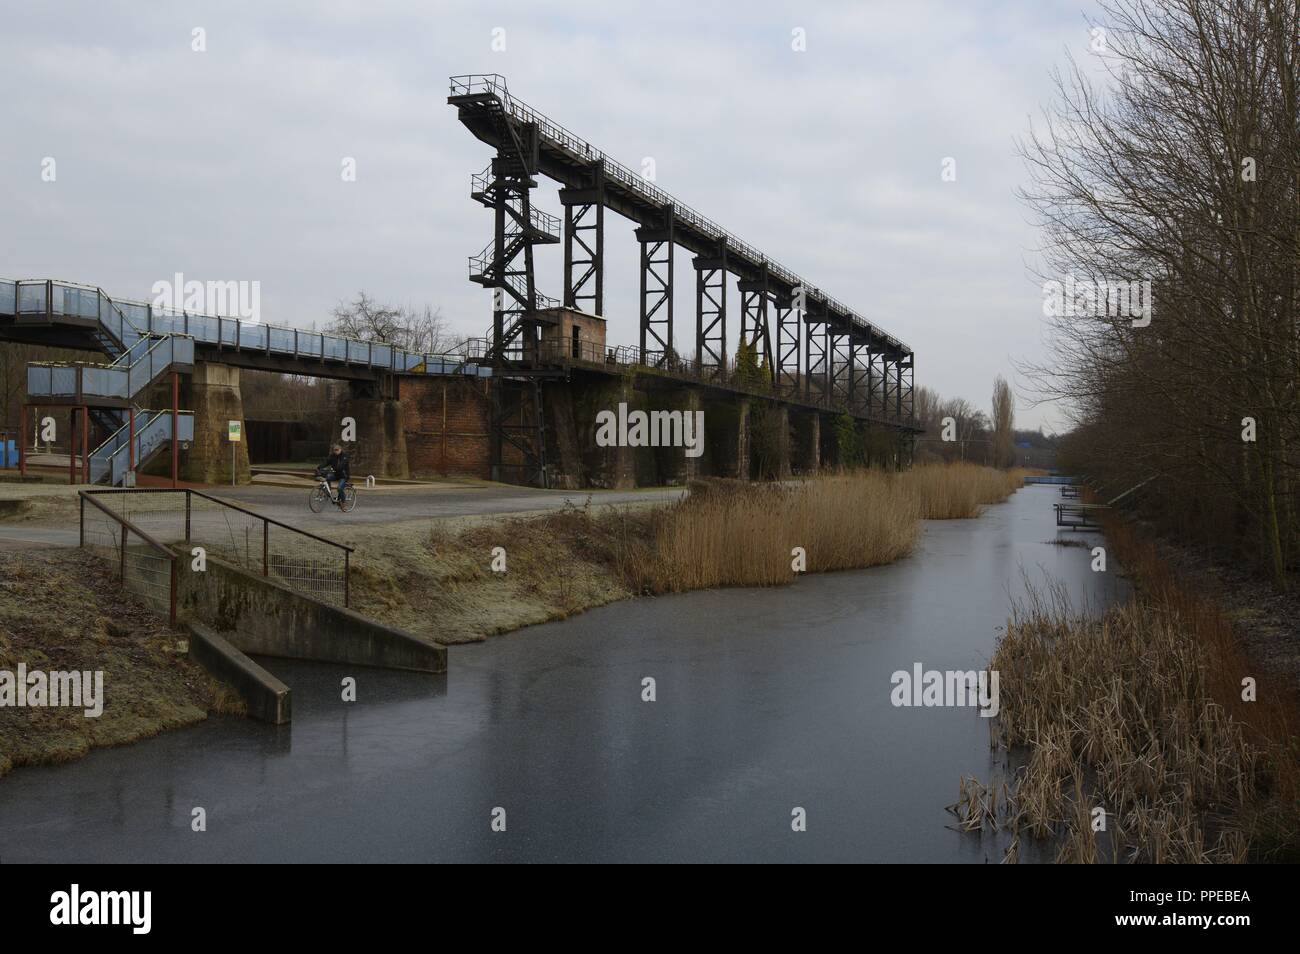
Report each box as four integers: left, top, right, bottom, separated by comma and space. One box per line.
953, 533, 1300, 863
0, 549, 242, 779
346, 463, 1025, 644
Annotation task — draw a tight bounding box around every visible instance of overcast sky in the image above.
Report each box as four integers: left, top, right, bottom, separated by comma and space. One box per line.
0, 0, 1108, 430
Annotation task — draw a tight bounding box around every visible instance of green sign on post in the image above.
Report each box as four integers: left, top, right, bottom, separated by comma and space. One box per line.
228, 420, 241, 486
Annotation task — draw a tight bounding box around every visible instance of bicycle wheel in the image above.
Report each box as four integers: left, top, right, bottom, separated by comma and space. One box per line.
340, 486, 358, 513
309, 486, 329, 513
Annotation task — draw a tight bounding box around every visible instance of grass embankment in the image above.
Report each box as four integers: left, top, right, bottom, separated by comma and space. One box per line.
349, 463, 1025, 645
0, 550, 243, 779
953, 519, 1300, 863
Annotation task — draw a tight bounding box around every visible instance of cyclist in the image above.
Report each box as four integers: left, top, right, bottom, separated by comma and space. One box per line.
324, 444, 351, 507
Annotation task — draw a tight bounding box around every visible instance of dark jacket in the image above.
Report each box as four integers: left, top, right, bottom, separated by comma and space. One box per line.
326, 451, 351, 479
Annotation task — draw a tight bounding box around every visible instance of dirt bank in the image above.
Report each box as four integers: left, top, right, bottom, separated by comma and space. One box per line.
0, 549, 242, 779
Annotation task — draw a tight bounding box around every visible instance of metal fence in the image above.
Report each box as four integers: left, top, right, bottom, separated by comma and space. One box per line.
80, 488, 353, 607
79, 491, 178, 624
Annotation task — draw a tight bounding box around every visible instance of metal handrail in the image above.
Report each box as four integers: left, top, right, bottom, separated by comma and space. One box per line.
83, 487, 354, 606
449, 74, 910, 354
5, 277, 485, 380
79, 490, 178, 625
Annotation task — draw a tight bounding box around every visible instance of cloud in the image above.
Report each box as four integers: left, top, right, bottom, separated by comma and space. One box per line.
0, 0, 1099, 429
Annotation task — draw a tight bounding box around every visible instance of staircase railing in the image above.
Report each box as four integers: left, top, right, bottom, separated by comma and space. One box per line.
88, 410, 195, 486
467, 242, 560, 311
26, 333, 195, 405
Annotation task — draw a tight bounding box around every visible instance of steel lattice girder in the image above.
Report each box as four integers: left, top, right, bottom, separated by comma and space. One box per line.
693, 241, 728, 378
803, 300, 829, 401
899, 353, 914, 424
849, 332, 871, 412
449, 79, 915, 384
773, 288, 799, 394
828, 326, 852, 405
737, 265, 773, 384
877, 352, 894, 422
636, 205, 674, 366
896, 353, 912, 424
559, 162, 605, 315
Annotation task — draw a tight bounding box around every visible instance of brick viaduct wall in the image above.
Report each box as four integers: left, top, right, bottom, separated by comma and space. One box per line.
389, 373, 833, 487
178, 364, 901, 488
397, 376, 492, 479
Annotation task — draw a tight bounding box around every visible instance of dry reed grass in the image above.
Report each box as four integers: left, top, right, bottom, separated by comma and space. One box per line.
957, 548, 1299, 862
648, 463, 1025, 590
903, 462, 1026, 519
648, 472, 922, 591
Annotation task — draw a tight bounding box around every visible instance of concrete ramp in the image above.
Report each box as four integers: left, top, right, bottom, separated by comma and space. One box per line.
174, 550, 445, 722
188, 624, 292, 724
174, 549, 446, 673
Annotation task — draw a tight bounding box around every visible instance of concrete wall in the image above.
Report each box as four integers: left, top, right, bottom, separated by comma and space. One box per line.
338, 392, 409, 479
793, 411, 821, 474
176, 552, 446, 673
188, 623, 291, 724
186, 362, 250, 484
544, 383, 583, 489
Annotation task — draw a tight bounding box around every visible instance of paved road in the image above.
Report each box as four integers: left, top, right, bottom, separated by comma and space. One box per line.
0, 482, 685, 550
214, 482, 683, 526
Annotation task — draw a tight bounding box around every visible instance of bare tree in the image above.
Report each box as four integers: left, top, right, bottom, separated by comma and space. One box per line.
327, 292, 449, 353
1020, 0, 1300, 586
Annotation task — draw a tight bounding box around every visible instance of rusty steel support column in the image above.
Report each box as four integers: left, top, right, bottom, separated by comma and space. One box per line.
81, 406, 89, 485
171, 371, 179, 489
636, 204, 674, 367
694, 240, 728, 380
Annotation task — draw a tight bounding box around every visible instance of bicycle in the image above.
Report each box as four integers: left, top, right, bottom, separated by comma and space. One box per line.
309, 470, 357, 513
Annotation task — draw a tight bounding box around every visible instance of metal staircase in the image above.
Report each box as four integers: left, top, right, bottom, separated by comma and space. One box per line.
86, 409, 194, 486
21, 293, 196, 485
450, 77, 566, 487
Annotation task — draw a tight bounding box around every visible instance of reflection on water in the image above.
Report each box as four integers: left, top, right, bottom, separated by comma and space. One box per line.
0, 485, 1122, 862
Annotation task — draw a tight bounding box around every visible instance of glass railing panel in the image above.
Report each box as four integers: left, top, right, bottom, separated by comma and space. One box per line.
117, 300, 148, 327
26, 366, 52, 395
347, 340, 367, 362
269, 327, 295, 353
188, 314, 217, 343
151, 310, 182, 335
220, 318, 238, 345
17, 282, 46, 313
242, 323, 267, 349
324, 336, 346, 360
175, 337, 194, 363
299, 332, 322, 357
50, 366, 77, 395
83, 367, 127, 399
372, 344, 392, 367
0, 280, 15, 314
129, 361, 150, 395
